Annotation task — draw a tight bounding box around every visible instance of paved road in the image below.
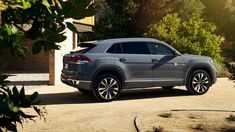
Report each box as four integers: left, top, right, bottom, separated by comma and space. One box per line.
18, 78, 235, 132
6, 73, 49, 90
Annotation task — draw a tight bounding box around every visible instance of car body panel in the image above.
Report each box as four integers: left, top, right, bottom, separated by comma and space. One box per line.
113, 53, 154, 88
150, 54, 186, 85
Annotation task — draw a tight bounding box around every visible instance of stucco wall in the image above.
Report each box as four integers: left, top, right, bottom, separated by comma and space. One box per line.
49, 19, 76, 85
49, 19, 94, 85
4, 39, 49, 72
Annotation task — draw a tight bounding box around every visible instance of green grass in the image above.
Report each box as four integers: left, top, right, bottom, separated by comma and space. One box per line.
158, 112, 172, 118
226, 114, 235, 122
221, 126, 235, 132
153, 126, 164, 132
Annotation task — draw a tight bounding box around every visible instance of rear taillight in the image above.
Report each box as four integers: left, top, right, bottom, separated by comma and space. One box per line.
70, 55, 93, 64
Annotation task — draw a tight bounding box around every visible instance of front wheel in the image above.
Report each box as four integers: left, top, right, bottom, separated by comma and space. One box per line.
186, 70, 211, 95
93, 74, 121, 102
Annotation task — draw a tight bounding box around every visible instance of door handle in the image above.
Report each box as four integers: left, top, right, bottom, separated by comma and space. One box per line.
119, 58, 127, 62
152, 59, 159, 63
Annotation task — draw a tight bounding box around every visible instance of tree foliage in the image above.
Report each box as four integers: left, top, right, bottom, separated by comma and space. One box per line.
201, 0, 235, 61
0, 80, 47, 132
0, 59, 46, 131
132, 0, 204, 36
91, 0, 204, 39
0, 0, 94, 57
144, 14, 223, 62
93, 0, 137, 39
201, 0, 235, 41
0, 0, 94, 131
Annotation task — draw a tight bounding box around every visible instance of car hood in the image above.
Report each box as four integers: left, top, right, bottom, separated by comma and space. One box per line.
182, 54, 211, 61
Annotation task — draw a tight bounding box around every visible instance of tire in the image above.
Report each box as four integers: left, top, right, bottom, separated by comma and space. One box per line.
78, 88, 92, 95
186, 70, 211, 95
162, 86, 174, 90
93, 74, 122, 102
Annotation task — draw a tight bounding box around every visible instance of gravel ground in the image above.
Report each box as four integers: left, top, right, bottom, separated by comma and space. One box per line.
17, 78, 235, 132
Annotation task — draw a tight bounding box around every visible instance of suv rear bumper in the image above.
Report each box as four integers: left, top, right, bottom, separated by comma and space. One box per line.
61, 73, 91, 90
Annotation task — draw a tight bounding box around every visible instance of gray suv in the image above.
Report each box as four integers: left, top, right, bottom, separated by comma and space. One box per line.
61, 38, 217, 101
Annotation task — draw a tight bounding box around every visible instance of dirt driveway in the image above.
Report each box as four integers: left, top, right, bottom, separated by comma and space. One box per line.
18, 78, 235, 132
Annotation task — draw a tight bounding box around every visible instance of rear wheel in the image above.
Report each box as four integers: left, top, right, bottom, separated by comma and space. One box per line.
93, 74, 121, 102
186, 70, 211, 95
162, 86, 174, 90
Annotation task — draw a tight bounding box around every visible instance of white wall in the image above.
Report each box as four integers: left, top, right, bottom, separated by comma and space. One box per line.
53, 19, 76, 85
50, 19, 93, 85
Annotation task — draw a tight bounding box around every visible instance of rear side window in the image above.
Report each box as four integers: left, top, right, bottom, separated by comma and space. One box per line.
72, 43, 96, 53
121, 42, 150, 54
106, 43, 122, 54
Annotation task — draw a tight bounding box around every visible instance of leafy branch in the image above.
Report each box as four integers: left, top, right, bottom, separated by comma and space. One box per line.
0, 74, 47, 132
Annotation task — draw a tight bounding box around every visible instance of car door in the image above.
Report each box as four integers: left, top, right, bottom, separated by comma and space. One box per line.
112, 42, 154, 88
147, 42, 186, 86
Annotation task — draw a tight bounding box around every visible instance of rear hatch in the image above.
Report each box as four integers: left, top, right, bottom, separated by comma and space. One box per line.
62, 43, 97, 78
63, 43, 96, 64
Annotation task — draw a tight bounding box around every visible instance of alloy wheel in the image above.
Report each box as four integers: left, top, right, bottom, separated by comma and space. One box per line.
98, 77, 119, 100
191, 72, 210, 94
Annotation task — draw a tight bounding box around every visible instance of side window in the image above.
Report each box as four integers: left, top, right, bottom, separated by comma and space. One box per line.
115, 43, 122, 53
106, 43, 122, 54
106, 44, 116, 53
121, 42, 150, 54
147, 42, 174, 55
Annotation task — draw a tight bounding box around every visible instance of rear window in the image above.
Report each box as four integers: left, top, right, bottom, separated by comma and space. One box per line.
72, 43, 96, 53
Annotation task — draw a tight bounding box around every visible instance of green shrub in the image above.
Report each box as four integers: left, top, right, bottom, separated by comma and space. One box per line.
144, 14, 223, 62
158, 112, 172, 118
214, 62, 231, 78
226, 62, 235, 80
226, 114, 235, 122
0, 74, 47, 132
153, 126, 164, 132
221, 126, 235, 132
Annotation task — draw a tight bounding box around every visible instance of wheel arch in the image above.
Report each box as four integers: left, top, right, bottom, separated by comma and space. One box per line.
185, 65, 213, 85
91, 67, 126, 88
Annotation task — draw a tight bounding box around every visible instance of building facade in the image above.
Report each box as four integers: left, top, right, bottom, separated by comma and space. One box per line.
4, 16, 94, 85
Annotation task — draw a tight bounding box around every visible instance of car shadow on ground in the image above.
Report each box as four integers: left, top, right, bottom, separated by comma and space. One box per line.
119, 88, 190, 100
39, 88, 191, 105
